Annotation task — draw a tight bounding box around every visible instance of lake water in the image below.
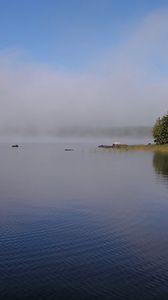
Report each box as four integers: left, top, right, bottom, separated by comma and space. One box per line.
0, 142, 168, 299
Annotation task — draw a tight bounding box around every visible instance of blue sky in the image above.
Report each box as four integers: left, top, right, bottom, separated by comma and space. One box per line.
0, 0, 168, 130
0, 0, 167, 70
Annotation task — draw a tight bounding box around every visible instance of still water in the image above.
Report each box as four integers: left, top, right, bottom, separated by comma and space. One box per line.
0, 142, 168, 299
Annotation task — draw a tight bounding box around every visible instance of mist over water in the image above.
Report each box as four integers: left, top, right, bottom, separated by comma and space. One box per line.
1, 8, 168, 132
1, 3, 168, 299
0, 126, 152, 145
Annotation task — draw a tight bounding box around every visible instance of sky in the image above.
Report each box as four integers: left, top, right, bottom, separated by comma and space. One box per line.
0, 0, 168, 133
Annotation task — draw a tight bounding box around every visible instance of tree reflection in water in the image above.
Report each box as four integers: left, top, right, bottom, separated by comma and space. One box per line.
153, 152, 168, 179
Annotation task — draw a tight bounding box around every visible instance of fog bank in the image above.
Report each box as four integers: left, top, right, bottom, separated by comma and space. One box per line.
0, 9, 168, 134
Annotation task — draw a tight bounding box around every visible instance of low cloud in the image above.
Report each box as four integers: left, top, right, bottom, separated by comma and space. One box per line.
0, 8, 168, 135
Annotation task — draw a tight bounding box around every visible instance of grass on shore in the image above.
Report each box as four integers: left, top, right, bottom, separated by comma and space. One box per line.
98, 144, 168, 152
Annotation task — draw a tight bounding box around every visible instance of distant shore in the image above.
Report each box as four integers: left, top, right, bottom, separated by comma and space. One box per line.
98, 144, 168, 153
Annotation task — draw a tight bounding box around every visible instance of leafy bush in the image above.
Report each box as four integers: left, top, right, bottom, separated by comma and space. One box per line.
153, 113, 168, 144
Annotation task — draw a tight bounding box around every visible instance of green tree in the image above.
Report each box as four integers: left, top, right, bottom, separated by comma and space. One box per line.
153, 113, 168, 144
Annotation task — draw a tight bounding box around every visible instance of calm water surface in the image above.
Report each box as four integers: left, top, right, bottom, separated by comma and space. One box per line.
0, 143, 168, 299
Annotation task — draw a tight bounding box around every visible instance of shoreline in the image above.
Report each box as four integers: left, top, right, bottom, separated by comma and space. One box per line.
98, 144, 168, 153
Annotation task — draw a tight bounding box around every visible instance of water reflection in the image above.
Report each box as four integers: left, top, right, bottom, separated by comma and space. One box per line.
153, 152, 168, 179
1, 144, 168, 299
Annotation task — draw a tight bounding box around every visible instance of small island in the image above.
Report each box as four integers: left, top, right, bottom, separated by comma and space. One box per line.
98, 143, 168, 152
98, 113, 168, 153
